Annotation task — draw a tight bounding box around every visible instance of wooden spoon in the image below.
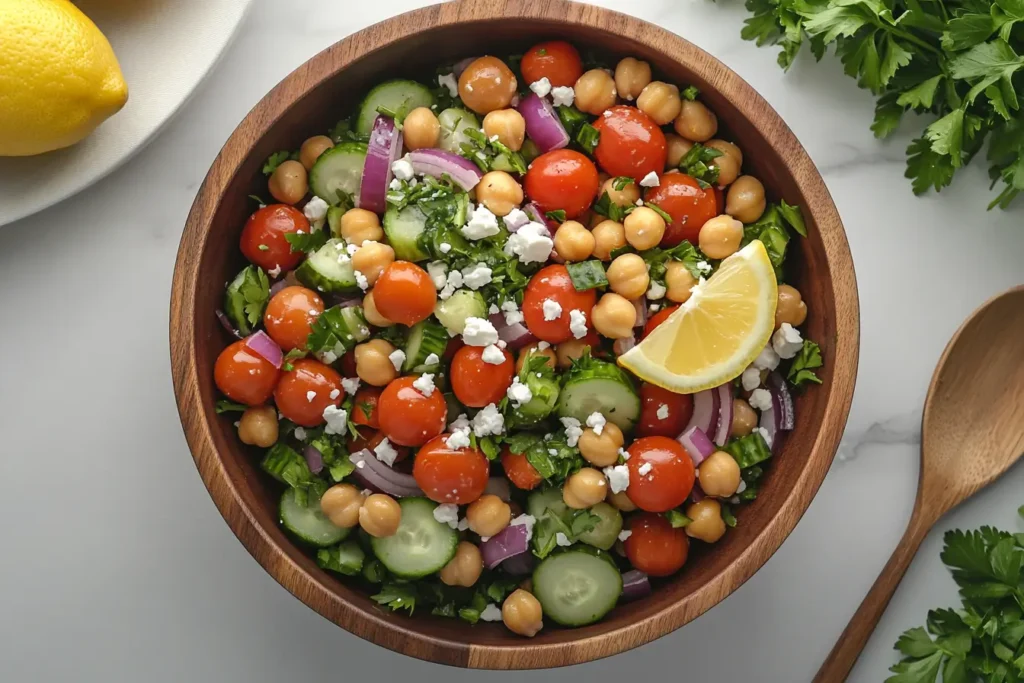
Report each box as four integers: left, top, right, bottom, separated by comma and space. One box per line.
814, 285, 1024, 682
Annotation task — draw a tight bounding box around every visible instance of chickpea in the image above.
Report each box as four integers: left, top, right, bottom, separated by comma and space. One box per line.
591, 220, 626, 261
685, 499, 727, 543
666, 134, 694, 169
268, 160, 308, 205
458, 56, 518, 114
354, 338, 398, 386
623, 206, 666, 250
466, 494, 512, 538
698, 451, 742, 497
476, 170, 523, 217
674, 100, 718, 142
403, 107, 441, 150
600, 177, 640, 207
698, 215, 744, 260
319, 483, 365, 528
299, 135, 334, 171
483, 109, 526, 152
359, 493, 402, 537
563, 468, 608, 509
726, 175, 767, 224
607, 489, 637, 512
351, 241, 395, 287
637, 81, 683, 126
731, 398, 758, 437
614, 57, 652, 101
665, 261, 697, 303
574, 69, 617, 115
362, 291, 394, 328
553, 220, 595, 262
578, 422, 624, 467
706, 139, 743, 166
591, 292, 637, 339
237, 405, 278, 447
502, 589, 543, 637
555, 338, 592, 369
606, 253, 649, 300
776, 284, 808, 329
439, 541, 483, 587
339, 208, 384, 244
516, 343, 557, 374
710, 152, 741, 187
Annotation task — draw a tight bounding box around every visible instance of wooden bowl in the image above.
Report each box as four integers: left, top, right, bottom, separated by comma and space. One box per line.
170, 0, 859, 669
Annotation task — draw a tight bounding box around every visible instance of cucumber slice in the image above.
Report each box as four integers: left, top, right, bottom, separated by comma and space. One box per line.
309, 142, 367, 206
437, 108, 481, 154
403, 320, 448, 372
383, 203, 432, 261
526, 487, 568, 520
577, 502, 622, 551
279, 488, 349, 547
355, 79, 435, 135
509, 373, 559, 427
295, 239, 359, 294
339, 307, 372, 345
326, 205, 345, 238
532, 549, 623, 626
370, 497, 459, 579
317, 541, 365, 576
434, 289, 487, 334
557, 359, 640, 431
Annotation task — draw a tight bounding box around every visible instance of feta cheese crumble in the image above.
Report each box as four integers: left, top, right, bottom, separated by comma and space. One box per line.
639, 171, 660, 188
391, 157, 414, 181
329, 388, 341, 400
504, 222, 553, 264
354, 270, 369, 291
560, 416, 583, 447
322, 405, 348, 435
550, 85, 575, 107
423, 353, 440, 367
555, 532, 573, 547
462, 317, 499, 346
374, 438, 399, 467
529, 77, 552, 97
433, 503, 460, 528
303, 196, 329, 223
462, 204, 500, 240
427, 261, 448, 290
472, 403, 505, 437
446, 427, 471, 450
647, 280, 666, 300
306, 390, 317, 402
755, 426, 773, 447
481, 344, 506, 365
772, 322, 803, 359
340, 377, 360, 396
656, 404, 669, 420
741, 367, 762, 392
603, 464, 630, 493
437, 72, 458, 97
388, 349, 406, 372
618, 529, 633, 542
696, 260, 713, 274
293, 427, 307, 441
412, 373, 436, 397
438, 269, 464, 299
748, 388, 773, 412
449, 413, 471, 432
506, 377, 533, 407
638, 462, 653, 476
503, 207, 530, 231
569, 309, 588, 339
501, 299, 524, 326
752, 344, 781, 371
461, 263, 493, 290
586, 412, 607, 436
542, 298, 562, 321
439, 242, 452, 254
480, 604, 503, 622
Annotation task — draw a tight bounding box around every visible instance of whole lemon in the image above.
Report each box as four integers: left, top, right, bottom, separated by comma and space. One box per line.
0, 0, 128, 156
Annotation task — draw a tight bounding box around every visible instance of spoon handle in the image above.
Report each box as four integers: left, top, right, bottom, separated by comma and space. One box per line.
813, 511, 933, 682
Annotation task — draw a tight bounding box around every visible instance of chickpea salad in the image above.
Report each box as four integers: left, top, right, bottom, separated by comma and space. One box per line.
212, 41, 824, 636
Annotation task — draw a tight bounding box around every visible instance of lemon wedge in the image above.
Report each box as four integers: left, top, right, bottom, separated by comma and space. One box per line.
618, 240, 778, 393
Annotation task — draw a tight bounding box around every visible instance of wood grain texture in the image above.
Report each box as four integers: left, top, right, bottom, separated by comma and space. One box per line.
169, 0, 860, 669
814, 285, 1024, 682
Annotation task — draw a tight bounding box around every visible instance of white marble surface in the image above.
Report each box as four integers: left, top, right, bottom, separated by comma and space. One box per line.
0, 1, 1021, 681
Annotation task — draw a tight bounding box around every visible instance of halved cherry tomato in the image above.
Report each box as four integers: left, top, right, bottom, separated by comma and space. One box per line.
273, 358, 343, 427
520, 41, 584, 88
348, 427, 410, 463
636, 383, 694, 438
592, 106, 667, 181
378, 376, 448, 446
351, 386, 382, 428
523, 149, 600, 219
413, 435, 490, 504
501, 448, 543, 491
626, 436, 695, 512
239, 205, 308, 273
214, 339, 281, 406
643, 305, 679, 339
643, 173, 717, 247
450, 345, 515, 408
624, 512, 690, 576
263, 286, 324, 351
372, 261, 437, 327
522, 264, 597, 344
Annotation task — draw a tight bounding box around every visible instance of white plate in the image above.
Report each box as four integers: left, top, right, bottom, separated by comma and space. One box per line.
0, 0, 254, 227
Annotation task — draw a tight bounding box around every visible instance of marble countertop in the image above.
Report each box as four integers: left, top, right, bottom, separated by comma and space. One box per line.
1, 1, 1021, 680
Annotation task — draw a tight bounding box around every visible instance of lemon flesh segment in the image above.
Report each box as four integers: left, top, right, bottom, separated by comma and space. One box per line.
618, 240, 778, 394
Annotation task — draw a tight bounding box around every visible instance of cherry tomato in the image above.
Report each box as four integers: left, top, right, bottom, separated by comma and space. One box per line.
523, 149, 600, 219
626, 436, 696, 512
592, 106, 667, 181
636, 383, 694, 438
263, 286, 324, 351
520, 41, 584, 88
378, 376, 448, 446
373, 261, 437, 327
349, 427, 411, 463
214, 339, 281, 406
351, 386, 382, 428
413, 435, 490, 504
340, 350, 358, 377
522, 264, 597, 344
450, 345, 515, 408
624, 512, 690, 577
501, 449, 543, 491
239, 205, 308, 273
714, 186, 725, 213
643, 305, 679, 339
643, 173, 717, 247
273, 358, 344, 427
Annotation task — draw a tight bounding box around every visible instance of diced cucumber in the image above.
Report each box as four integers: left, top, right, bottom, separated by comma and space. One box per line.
437, 108, 481, 154
434, 289, 487, 334
532, 549, 623, 626
370, 497, 459, 579
510, 373, 559, 427
327, 205, 345, 238
577, 502, 622, 551
309, 142, 367, 206
317, 541, 365, 576
526, 487, 568, 520
557, 360, 640, 431
383, 203, 432, 261
295, 239, 359, 294
223, 265, 269, 336
403, 320, 448, 373
355, 79, 435, 135
279, 488, 349, 547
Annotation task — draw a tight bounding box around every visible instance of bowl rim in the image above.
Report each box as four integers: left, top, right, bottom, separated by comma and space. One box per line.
170, 0, 859, 668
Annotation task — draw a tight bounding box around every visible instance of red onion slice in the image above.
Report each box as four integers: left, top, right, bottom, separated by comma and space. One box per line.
480, 523, 531, 569
360, 115, 404, 214
516, 93, 570, 153
691, 481, 706, 502
216, 310, 242, 339
244, 331, 283, 369
759, 393, 786, 455
621, 569, 651, 601
713, 383, 734, 447
632, 296, 648, 328
685, 388, 719, 437
348, 449, 423, 498
678, 426, 715, 465
406, 149, 483, 191
767, 372, 795, 431
500, 552, 534, 576
269, 270, 300, 297
485, 477, 512, 502
614, 336, 637, 355
452, 56, 477, 78
303, 445, 324, 474
488, 313, 537, 350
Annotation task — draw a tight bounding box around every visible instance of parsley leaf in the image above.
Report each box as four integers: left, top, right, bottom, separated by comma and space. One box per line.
215, 399, 247, 414
371, 582, 418, 615
787, 339, 824, 388
285, 228, 329, 253
678, 142, 723, 187
262, 150, 292, 175
665, 509, 692, 528
223, 265, 270, 335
